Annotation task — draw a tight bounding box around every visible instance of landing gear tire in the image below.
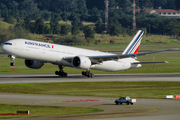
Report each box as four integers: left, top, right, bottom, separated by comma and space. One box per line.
89, 73, 94, 78
55, 71, 68, 77
82, 71, 85, 76
10, 62, 15, 66
63, 73, 67, 77
82, 70, 94, 78
55, 71, 59, 75
55, 66, 68, 77
88, 73, 92, 78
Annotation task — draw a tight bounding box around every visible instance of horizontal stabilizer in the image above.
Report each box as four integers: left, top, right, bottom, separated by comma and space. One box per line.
132, 61, 169, 64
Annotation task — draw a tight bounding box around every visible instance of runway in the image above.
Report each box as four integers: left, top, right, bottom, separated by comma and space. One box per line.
0, 74, 180, 120
0, 53, 7, 57
0, 73, 180, 84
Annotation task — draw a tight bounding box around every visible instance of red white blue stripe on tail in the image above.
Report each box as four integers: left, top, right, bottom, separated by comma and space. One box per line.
122, 30, 144, 55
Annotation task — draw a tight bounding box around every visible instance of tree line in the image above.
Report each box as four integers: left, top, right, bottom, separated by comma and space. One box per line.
1, 0, 180, 41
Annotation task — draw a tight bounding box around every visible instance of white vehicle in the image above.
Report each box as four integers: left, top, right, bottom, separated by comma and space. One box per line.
1, 30, 171, 78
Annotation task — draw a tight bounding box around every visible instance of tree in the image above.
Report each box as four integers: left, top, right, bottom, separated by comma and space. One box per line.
34, 18, 45, 34
2, 0, 180, 36
108, 19, 122, 36
71, 24, 79, 35
115, 0, 132, 11
154, 0, 168, 8
61, 25, 68, 35
19, 0, 39, 14
175, 0, 180, 9
90, 7, 101, 22
86, 0, 104, 10
83, 26, 95, 39
50, 18, 61, 34
140, 7, 147, 15
136, 0, 153, 8
61, 12, 69, 21
71, 18, 81, 35
166, 20, 180, 36
0, 3, 9, 18
95, 18, 104, 34
42, 10, 51, 21
4, 15, 16, 24
24, 16, 31, 30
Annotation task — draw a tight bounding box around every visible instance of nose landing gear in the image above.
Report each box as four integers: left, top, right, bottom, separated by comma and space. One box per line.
8, 55, 15, 71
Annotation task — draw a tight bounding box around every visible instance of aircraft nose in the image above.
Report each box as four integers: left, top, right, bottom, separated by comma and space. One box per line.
1, 44, 5, 51
1, 43, 9, 53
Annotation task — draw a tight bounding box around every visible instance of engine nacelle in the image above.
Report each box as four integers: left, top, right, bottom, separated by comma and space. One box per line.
25, 60, 44, 69
72, 56, 91, 69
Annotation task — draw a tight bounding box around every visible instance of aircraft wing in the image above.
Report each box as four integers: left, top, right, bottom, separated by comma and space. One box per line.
89, 48, 176, 64
63, 48, 176, 64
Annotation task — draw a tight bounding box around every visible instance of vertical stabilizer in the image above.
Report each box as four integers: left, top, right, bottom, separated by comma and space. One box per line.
122, 30, 144, 55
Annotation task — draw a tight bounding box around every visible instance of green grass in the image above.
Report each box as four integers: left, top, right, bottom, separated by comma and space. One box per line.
91, 33, 180, 46
0, 52, 179, 74
44, 20, 95, 26
0, 104, 102, 119
0, 82, 179, 99
0, 20, 13, 29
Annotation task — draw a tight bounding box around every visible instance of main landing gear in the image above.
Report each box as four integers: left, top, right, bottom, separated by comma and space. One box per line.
55, 66, 94, 78
55, 65, 68, 77
82, 70, 94, 78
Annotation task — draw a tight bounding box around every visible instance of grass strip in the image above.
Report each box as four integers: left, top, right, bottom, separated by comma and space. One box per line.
0, 104, 102, 119
0, 52, 180, 74
0, 82, 179, 99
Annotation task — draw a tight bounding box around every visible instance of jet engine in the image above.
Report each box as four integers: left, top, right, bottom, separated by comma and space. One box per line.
72, 56, 91, 69
25, 60, 44, 69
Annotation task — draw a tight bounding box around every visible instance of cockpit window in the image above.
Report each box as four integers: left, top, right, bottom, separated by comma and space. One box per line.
5, 43, 12, 45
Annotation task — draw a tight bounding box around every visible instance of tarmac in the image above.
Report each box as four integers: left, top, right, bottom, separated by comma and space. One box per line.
0, 74, 180, 120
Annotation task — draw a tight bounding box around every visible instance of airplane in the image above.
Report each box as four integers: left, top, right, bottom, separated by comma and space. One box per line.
1, 30, 172, 78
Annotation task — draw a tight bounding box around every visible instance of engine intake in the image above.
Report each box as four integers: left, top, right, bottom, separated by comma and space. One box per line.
25, 60, 44, 69
72, 56, 91, 69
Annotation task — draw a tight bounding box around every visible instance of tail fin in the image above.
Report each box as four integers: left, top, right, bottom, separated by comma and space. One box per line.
122, 30, 144, 55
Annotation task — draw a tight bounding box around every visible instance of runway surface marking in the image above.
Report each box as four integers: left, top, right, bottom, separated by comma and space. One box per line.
40, 99, 143, 103
61, 99, 115, 103
40, 99, 116, 103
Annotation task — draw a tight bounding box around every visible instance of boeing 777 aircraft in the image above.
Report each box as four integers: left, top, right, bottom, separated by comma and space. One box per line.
1, 30, 172, 78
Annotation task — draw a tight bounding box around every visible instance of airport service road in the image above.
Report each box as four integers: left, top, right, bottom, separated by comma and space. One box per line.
0, 74, 180, 120
0, 93, 180, 120
0, 74, 180, 84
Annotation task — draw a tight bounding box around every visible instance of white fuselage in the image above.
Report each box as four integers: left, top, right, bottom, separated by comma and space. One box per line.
1, 39, 141, 72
